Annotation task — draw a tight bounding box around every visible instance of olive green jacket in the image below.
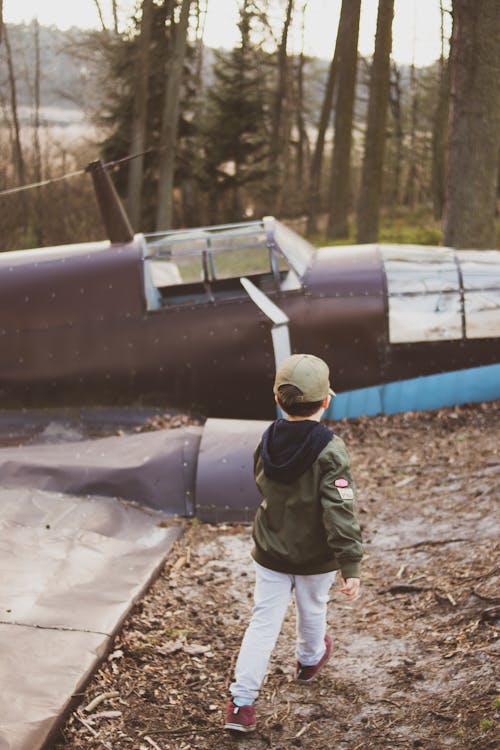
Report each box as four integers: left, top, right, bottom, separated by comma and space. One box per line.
252, 435, 363, 578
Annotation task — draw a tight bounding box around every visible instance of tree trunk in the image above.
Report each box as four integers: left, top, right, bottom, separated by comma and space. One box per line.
33, 19, 44, 245
0, 0, 4, 44
127, 0, 154, 229
112, 0, 119, 34
306, 22, 341, 235
388, 61, 403, 204
270, 0, 294, 213
295, 46, 309, 195
326, 0, 361, 239
93, 0, 107, 32
179, 1, 207, 227
156, 0, 192, 231
403, 63, 419, 207
4, 26, 25, 188
356, 0, 394, 243
443, 0, 499, 248
431, 0, 450, 220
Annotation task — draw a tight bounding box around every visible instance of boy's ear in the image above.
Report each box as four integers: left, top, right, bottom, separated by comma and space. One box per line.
274, 394, 279, 405
323, 394, 331, 409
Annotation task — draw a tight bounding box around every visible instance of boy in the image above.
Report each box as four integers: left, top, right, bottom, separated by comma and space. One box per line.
224, 353, 363, 733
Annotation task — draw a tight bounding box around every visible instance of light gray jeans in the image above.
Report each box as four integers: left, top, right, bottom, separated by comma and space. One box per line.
230, 560, 336, 704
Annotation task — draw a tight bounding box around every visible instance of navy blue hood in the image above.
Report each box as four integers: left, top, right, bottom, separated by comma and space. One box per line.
259, 419, 334, 484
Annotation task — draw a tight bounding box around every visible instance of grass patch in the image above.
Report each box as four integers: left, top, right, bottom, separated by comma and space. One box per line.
307, 208, 443, 248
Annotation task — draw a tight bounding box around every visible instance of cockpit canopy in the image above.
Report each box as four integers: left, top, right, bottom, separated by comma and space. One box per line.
143, 216, 313, 308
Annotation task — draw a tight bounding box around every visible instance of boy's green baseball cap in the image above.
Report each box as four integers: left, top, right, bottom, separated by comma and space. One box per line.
274, 354, 335, 402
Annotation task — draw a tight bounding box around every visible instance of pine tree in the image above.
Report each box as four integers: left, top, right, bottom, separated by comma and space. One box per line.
100, 1, 197, 231
200, 1, 270, 223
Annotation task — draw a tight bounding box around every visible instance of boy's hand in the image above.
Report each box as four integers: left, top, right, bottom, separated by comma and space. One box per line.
339, 577, 360, 601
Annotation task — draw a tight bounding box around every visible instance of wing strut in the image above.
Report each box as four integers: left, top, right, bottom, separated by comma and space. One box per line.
240, 276, 291, 369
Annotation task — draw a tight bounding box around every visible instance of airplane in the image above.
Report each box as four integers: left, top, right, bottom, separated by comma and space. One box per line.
3, 160, 499, 750
1, 159, 499, 422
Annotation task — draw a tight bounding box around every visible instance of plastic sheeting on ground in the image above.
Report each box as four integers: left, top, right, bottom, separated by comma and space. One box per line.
0, 426, 203, 515
0, 487, 181, 750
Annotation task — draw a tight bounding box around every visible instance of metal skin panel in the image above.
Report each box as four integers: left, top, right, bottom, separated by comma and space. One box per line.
0, 227, 499, 418
279, 293, 386, 393
304, 244, 385, 298
195, 418, 269, 523
299, 244, 499, 394
0, 239, 145, 334
0, 287, 278, 417
384, 338, 500, 383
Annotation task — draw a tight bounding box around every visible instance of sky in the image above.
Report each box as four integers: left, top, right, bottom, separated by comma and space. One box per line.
3, 0, 451, 67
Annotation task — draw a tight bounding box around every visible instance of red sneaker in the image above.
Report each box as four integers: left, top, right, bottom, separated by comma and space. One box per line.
224, 700, 256, 733
296, 634, 332, 682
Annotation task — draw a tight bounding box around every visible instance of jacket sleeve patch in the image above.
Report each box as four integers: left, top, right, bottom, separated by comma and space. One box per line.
337, 487, 354, 500
334, 478, 349, 488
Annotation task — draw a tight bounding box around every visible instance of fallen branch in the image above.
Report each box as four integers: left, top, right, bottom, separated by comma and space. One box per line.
385, 537, 468, 551
378, 584, 433, 595
74, 714, 98, 737
144, 736, 162, 750
141, 726, 220, 737
74, 713, 113, 749
480, 605, 500, 623
295, 721, 313, 738
85, 691, 120, 713
472, 590, 500, 604
459, 566, 498, 582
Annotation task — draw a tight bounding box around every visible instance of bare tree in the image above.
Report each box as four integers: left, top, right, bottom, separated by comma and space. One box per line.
444, 0, 500, 248
269, 0, 294, 213
127, 0, 154, 229
3, 26, 25, 188
294, 2, 309, 195
93, 1, 108, 32
0, 0, 4, 44
156, 0, 192, 231
388, 61, 403, 204
403, 62, 419, 207
356, 0, 394, 243
326, 0, 362, 239
111, 0, 119, 34
431, 0, 450, 219
305, 21, 342, 235
33, 18, 44, 245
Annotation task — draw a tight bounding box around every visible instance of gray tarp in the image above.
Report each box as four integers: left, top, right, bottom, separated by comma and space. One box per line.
0, 417, 271, 750
0, 487, 181, 750
0, 419, 267, 521
0, 426, 203, 515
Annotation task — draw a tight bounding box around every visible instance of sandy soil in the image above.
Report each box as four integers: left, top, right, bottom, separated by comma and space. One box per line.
53, 402, 499, 750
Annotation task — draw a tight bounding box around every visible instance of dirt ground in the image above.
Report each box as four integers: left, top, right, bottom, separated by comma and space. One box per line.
53, 402, 499, 750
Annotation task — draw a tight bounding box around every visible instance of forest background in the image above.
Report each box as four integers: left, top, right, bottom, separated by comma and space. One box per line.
0, 0, 498, 253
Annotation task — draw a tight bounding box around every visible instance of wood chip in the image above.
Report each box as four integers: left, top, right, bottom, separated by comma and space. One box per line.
183, 643, 212, 655
172, 555, 187, 572
90, 710, 122, 720
396, 564, 407, 579
395, 475, 416, 487
295, 722, 312, 738
144, 736, 162, 750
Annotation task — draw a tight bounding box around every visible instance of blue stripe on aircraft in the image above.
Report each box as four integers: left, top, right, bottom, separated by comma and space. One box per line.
326, 363, 500, 420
